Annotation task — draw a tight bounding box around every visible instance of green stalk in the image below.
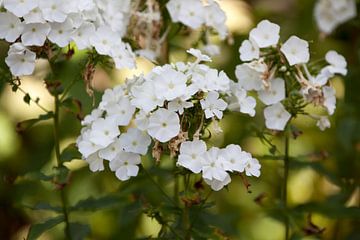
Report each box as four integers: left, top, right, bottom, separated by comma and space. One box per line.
53, 93, 72, 240
283, 127, 290, 240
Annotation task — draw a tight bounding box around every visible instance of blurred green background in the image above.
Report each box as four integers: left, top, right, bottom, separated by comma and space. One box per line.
0, 0, 359, 239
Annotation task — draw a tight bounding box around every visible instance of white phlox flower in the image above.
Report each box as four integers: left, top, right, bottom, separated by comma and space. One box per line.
264, 103, 291, 131
177, 140, 207, 174
258, 78, 286, 105
118, 128, 151, 155
280, 36, 310, 66
109, 151, 141, 181
200, 91, 228, 119
249, 20, 280, 48
147, 108, 180, 142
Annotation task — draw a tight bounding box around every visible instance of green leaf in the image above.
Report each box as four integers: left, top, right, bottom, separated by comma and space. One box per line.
70, 195, 124, 212
25, 203, 62, 213
16, 112, 54, 133
60, 143, 82, 163
27, 216, 64, 240
69, 222, 91, 240
23, 171, 53, 181
293, 202, 360, 219
61, 98, 84, 120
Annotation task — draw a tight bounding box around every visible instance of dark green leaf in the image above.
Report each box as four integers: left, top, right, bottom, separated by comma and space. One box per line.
25, 203, 62, 213
60, 143, 82, 163
293, 202, 360, 219
16, 112, 54, 133
27, 216, 64, 240
69, 222, 91, 240
70, 195, 124, 211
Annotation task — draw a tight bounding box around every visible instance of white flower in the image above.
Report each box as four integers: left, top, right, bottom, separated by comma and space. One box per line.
153, 68, 187, 101
243, 158, 261, 177
258, 78, 286, 105
98, 138, 122, 161
0, 12, 24, 42
90, 26, 119, 55
187, 48, 212, 62
249, 20, 280, 48
177, 140, 207, 174
134, 110, 151, 131
48, 20, 74, 47
264, 103, 291, 130
109, 151, 141, 181
130, 81, 163, 113
177, 1, 205, 29
322, 86, 336, 115
81, 108, 103, 126
110, 43, 136, 70
314, 0, 356, 34
21, 23, 51, 46
39, 0, 68, 23
168, 98, 194, 115
227, 88, 256, 117
166, 0, 183, 22
239, 40, 260, 61
325, 50, 347, 75
280, 36, 310, 66
105, 97, 136, 126
5, 44, 36, 76
118, 128, 151, 155
86, 152, 104, 172
147, 108, 180, 142
204, 0, 228, 39
204, 174, 231, 191
77, 129, 103, 158
221, 144, 251, 172
23, 7, 46, 24
71, 22, 95, 50
310, 67, 333, 86
3, 0, 37, 17
235, 63, 263, 91
201, 147, 228, 181
202, 44, 220, 56
316, 116, 331, 131
200, 91, 227, 119
89, 118, 120, 147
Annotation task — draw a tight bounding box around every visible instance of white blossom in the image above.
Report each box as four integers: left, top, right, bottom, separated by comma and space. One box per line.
258, 78, 286, 105
322, 86, 336, 115
316, 116, 331, 131
249, 20, 280, 48
235, 63, 264, 91
204, 174, 231, 191
98, 138, 122, 161
243, 158, 261, 177
201, 147, 228, 181
177, 140, 207, 174
5, 44, 36, 76
89, 118, 120, 147
264, 103, 291, 130
200, 91, 227, 119
118, 128, 151, 155
147, 108, 180, 142
325, 50, 347, 75
0, 12, 24, 42
86, 152, 104, 172
21, 23, 51, 46
239, 40, 260, 62
109, 151, 141, 181
280, 36, 310, 66
3, 0, 37, 17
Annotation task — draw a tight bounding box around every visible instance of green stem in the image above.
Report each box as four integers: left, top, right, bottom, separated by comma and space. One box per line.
54, 93, 72, 240
142, 165, 176, 206
283, 128, 290, 240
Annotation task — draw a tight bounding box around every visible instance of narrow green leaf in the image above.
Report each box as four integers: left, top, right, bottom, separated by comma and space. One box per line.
70, 195, 124, 212
23, 171, 53, 181
60, 143, 82, 163
27, 216, 64, 240
25, 203, 62, 213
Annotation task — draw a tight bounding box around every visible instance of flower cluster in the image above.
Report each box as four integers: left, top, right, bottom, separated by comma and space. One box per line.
177, 140, 260, 191
236, 20, 348, 131
314, 0, 357, 34
166, 0, 228, 39
1, 0, 135, 76
77, 49, 260, 190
